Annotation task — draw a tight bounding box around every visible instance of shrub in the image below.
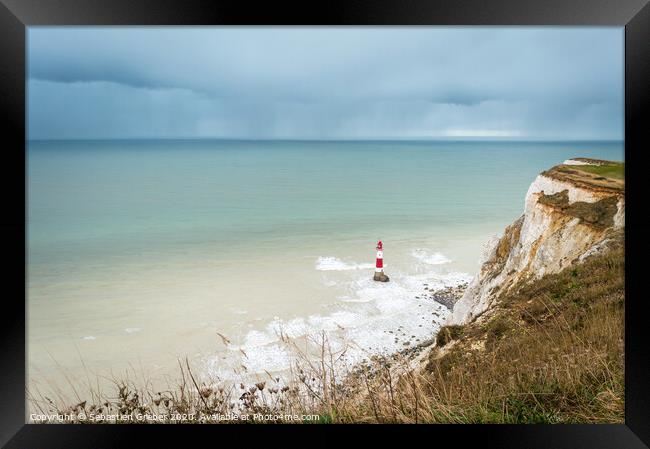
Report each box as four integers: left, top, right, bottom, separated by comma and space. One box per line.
435, 325, 464, 347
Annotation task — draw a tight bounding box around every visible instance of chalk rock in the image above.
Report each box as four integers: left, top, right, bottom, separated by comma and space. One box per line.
373, 272, 390, 282
451, 159, 624, 325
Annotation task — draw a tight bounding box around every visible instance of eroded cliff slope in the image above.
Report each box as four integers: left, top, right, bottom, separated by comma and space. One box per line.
451, 158, 624, 324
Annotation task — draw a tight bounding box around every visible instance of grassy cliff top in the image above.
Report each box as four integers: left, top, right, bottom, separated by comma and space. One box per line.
542, 159, 624, 194
570, 159, 624, 180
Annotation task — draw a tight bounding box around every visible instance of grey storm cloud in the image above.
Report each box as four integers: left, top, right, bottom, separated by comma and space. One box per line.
27, 27, 623, 140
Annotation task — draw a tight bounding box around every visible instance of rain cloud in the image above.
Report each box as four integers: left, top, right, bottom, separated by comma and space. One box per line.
27, 27, 623, 140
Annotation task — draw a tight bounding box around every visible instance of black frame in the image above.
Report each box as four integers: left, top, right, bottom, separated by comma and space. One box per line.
1, 0, 649, 447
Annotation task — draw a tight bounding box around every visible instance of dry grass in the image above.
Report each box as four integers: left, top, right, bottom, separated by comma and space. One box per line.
28, 243, 624, 424
349, 243, 625, 424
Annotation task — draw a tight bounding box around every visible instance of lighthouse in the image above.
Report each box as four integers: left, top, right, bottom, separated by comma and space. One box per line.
373, 239, 390, 282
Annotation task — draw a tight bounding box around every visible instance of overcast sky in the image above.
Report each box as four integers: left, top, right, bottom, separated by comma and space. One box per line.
27, 27, 623, 140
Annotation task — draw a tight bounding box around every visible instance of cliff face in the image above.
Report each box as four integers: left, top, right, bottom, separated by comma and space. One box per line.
451, 159, 624, 324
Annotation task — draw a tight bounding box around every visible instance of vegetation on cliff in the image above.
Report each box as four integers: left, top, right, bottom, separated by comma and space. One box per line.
571, 159, 625, 180
542, 159, 624, 193
420, 238, 624, 423
537, 190, 619, 229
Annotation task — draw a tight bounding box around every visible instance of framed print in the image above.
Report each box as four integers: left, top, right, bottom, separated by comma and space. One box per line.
1, 0, 649, 447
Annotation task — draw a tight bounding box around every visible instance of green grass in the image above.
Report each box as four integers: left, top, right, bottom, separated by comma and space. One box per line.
572, 162, 624, 180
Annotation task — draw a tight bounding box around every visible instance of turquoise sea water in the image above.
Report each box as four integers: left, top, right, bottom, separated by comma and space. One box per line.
27, 139, 624, 388
28, 139, 624, 260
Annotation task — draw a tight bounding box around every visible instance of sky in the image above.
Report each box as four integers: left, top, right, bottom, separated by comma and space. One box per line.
27, 27, 624, 141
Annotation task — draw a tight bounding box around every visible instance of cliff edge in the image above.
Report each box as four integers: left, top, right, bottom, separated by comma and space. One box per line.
451, 158, 624, 324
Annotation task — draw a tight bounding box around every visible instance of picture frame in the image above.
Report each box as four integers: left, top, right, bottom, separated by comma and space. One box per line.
1, 0, 648, 446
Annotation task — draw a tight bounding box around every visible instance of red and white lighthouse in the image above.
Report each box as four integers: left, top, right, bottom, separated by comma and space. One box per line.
373, 239, 389, 282
375, 240, 383, 272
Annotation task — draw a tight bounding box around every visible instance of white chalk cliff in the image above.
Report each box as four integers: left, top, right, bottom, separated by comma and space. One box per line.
451, 158, 625, 325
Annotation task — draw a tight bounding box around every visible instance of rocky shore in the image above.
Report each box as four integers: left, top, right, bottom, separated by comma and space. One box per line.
398, 281, 469, 357
380, 281, 469, 351
423, 282, 469, 310
354, 280, 470, 382
344, 284, 468, 395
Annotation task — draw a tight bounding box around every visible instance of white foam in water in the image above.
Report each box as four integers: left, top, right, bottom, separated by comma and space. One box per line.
315, 256, 375, 271
339, 296, 374, 303
125, 327, 142, 334
243, 329, 278, 347
269, 316, 312, 338
237, 343, 292, 374
308, 310, 363, 331
205, 251, 471, 382
83, 336, 96, 340
411, 249, 451, 265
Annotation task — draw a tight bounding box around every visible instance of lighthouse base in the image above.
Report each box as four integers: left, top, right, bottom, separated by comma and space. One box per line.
373, 271, 390, 282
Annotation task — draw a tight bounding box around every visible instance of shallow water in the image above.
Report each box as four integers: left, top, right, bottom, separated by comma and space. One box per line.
27, 139, 623, 392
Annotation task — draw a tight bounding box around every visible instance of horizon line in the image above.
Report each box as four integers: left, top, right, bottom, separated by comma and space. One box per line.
27, 137, 625, 143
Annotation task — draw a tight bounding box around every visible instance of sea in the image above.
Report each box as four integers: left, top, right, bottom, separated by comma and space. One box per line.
27, 139, 623, 394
